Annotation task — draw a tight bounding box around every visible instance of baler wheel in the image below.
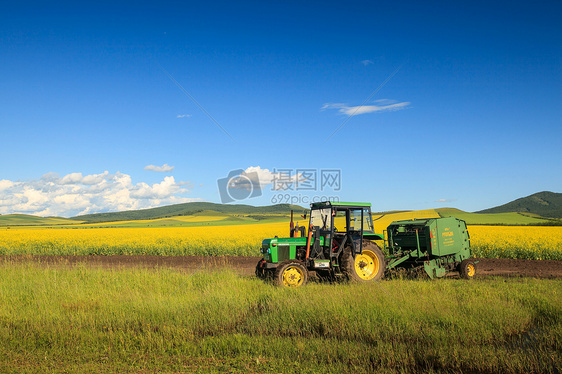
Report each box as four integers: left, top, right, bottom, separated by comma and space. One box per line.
342, 240, 386, 282
274, 260, 308, 287
459, 259, 476, 279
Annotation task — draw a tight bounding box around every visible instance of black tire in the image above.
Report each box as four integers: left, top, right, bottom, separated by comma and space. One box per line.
255, 259, 267, 280
459, 259, 476, 279
274, 260, 308, 287
341, 240, 386, 282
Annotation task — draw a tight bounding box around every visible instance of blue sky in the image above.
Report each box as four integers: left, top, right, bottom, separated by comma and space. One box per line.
1, 0, 560, 217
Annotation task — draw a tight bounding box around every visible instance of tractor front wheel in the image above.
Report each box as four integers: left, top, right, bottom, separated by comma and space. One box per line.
274, 260, 308, 287
255, 259, 268, 280
342, 240, 386, 282
459, 259, 476, 279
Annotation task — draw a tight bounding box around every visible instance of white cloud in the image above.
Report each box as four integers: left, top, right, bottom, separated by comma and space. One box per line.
322, 100, 410, 116
176, 114, 192, 118
0, 171, 200, 217
61, 172, 83, 184
225, 166, 304, 191
435, 198, 457, 203
144, 164, 175, 172
361, 60, 374, 66
0, 180, 14, 191
243, 166, 277, 188
82, 171, 109, 185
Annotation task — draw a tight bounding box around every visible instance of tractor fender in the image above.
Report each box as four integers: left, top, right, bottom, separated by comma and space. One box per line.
363, 233, 384, 241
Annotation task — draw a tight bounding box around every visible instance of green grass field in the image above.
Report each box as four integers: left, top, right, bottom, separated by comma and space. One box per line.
436, 208, 554, 225
0, 214, 83, 226
2, 204, 560, 228
0, 263, 560, 373
2, 207, 560, 230
72, 202, 303, 224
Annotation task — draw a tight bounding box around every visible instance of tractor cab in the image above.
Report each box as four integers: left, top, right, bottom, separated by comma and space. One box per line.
307, 202, 383, 262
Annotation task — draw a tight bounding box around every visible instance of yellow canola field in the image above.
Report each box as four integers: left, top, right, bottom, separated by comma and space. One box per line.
1, 221, 561, 260
0, 222, 289, 257
468, 225, 562, 260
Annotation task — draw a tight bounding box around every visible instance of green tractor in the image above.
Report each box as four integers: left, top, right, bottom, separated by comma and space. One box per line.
256, 201, 386, 287
256, 201, 476, 287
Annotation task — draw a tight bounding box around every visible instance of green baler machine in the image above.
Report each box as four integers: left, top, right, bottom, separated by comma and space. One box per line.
385, 217, 476, 279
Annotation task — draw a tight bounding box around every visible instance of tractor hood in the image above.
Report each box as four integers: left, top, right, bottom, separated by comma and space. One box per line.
261, 236, 325, 263
261, 236, 309, 253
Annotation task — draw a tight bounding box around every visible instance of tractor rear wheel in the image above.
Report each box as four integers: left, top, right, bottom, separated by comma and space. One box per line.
342, 240, 386, 282
459, 259, 476, 279
274, 260, 308, 287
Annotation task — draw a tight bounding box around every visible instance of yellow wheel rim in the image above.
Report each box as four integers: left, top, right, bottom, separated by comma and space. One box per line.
467, 264, 476, 277
282, 266, 304, 287
354, 250, 380, 280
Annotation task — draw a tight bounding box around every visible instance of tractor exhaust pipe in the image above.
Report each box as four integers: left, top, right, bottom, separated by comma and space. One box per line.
305, 224, 313, 259
290, 210, 294, 237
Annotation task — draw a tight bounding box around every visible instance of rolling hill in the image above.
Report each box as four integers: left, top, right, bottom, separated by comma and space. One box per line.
2, 192, 561, 227
0, 214, 83, 226
436, 208, 553, 225
73, 202, 305, 223
477, 191, 562, 218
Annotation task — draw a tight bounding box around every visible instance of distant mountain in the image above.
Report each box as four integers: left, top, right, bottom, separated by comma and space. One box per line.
477, 191, 562, 218
73, 202, 305, 223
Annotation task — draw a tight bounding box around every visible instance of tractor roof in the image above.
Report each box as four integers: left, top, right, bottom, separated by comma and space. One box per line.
310, 201, 371, 209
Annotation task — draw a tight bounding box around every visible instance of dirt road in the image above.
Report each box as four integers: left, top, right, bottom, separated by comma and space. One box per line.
2, 255, 562, 279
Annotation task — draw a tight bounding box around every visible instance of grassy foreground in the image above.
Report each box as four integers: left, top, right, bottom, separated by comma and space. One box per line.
0, 264, 560, 373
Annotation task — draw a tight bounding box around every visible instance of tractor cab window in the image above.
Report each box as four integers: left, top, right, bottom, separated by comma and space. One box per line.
310, 208, 332, 230
363, 208, 374, 233
333, 210, 347, 233
350, 209, 363, 231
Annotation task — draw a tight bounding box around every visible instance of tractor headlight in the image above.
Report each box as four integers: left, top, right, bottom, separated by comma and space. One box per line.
261, 239, 274, 254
